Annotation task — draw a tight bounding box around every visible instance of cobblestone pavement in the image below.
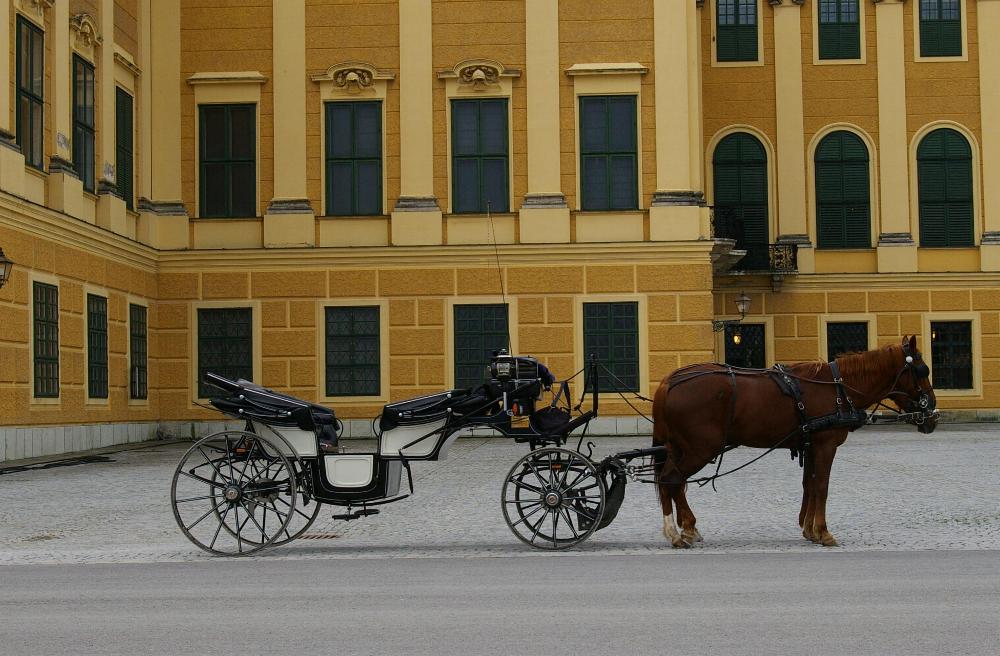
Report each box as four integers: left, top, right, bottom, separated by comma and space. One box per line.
0, 425, 998, 566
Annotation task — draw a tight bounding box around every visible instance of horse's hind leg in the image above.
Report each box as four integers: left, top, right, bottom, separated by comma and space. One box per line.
654, 445, 686, 548
673, 483, 702, 545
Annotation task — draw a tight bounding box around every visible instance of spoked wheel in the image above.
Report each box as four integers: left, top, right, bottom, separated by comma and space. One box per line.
502, 447, 606, 550
171, 431, 297, 556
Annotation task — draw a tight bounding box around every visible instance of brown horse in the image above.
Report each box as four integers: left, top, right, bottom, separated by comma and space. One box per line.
652, 335, 938, 548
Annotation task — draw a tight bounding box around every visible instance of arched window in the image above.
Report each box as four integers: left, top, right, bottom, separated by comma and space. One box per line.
815, 130, 870, 249
917, 128, 973, 247
713, 132, 768, 269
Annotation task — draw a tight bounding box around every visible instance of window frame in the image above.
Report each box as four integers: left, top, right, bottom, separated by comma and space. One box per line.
15, 16, 45, 170
915, 126, 975, 248
929, 320, 973, 390
816, 0, 863, 62
116, 87, 135, 210
449, 98, 510, 214
452, 303, 510, 390
198, 103, 258, 219
129, 302, 148, 401
824, 321, 870, 362
923, 313, 980, 396
324, 305, 382, 398
72, 55, 96, 193
714, 0, 762, 65
32, 280, 60, 400
582, 301, 640, 393
324, 100, 383, 217
578, 95, 639, 212
916, 0, 965, 60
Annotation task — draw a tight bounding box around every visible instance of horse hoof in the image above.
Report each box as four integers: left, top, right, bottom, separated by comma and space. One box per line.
802, 529, 816, 542
682, 529, 703, 543
671, 536, 691, 548
820, 535, 839, 547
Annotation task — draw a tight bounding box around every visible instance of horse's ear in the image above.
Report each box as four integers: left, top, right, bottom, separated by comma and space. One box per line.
908, 334, 918, 353
900, 335, 909, 347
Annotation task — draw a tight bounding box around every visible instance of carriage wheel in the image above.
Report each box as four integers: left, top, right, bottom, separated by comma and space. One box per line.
211, 458, 323, 547
501, 447, 606, 550
171, 431, 297, 556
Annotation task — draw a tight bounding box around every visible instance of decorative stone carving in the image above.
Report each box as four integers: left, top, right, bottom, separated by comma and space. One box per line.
15, 0, 53, 21
311, 62, 394, 97
70, 13, 102, 50
437, 59, 520, 91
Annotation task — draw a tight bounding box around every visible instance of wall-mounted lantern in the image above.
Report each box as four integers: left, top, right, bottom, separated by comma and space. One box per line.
712, 291, 751, 332
0, 247, 14, 290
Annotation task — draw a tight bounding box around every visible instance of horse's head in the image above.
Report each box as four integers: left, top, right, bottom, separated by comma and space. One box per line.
890, 335, 938, 433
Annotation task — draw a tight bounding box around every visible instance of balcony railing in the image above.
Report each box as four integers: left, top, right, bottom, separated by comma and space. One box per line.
711, 207, 798, 275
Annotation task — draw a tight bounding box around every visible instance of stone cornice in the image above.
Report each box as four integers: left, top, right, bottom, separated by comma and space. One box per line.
187, 71, 268, 86
565, 62, 649, 76
310, 62, 394, 94
438, 59, 520, 91
114, 47, 141, 77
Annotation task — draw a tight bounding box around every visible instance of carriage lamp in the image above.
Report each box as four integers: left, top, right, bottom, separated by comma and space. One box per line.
0, 247, 14, 290
712, 291, 752, 332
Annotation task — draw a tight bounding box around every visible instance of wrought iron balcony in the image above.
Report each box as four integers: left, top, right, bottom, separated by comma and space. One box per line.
710, 207, 798, 275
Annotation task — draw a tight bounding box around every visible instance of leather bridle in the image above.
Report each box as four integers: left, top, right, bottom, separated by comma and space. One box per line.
880, 342, 938, 426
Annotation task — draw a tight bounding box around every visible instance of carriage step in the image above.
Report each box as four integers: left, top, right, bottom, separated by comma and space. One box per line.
332, 508, 381, 521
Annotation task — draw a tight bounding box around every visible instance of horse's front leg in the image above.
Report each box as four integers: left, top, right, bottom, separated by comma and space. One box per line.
799, 450, 817, 542
806, 441, 839, 547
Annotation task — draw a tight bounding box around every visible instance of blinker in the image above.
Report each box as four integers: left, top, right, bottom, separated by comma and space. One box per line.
905, 355, 913, 364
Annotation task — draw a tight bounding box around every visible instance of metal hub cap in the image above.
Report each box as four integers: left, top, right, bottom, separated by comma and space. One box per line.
543, 490, 562, 508
223, 485, 242, 503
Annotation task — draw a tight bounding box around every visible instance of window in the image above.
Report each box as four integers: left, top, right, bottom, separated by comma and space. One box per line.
16, 17, 44, 169
917, 128, 973, 247
826, 322, 868, 361
129, 303, 148, 400
199, 104, 256, 218
930, 321, 972, 389
713, 132, 769, 269
583, 302, 639, 392
87, 294, 108, 399
919, 0, 962, 58
33, 282, 59, 398
725, 323, 765, 369
73, 56, 96, 192
818, 0, 861, 60
579, 96, 638, 211
116, 88, 135, 210
325, 306, 380, 397
326, 101, 382, 216
815, 131, 870, 249
454, 304, 509, 390
197, 308, 253, 397
451, 99, 509, 213
717, 0, 758, 62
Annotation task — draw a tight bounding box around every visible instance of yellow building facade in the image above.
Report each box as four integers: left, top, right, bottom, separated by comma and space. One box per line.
1, 0, 999, 462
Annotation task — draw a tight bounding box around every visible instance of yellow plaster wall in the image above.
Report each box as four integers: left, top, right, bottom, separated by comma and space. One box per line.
304, 0, 400, 214
431, 0, 526, 213
113, 0, 139, 58
701, 3, 777, 165
559, 0, 656, 211
180, 0, 273, 218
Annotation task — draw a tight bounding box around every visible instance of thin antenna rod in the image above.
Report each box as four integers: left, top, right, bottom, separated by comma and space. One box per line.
486, 201, 512, 353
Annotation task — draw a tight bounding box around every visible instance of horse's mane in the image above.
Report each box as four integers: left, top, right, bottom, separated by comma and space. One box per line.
831, 344, 901, 389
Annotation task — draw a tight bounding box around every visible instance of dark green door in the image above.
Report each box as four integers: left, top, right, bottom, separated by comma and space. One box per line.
713, 133, 769, 270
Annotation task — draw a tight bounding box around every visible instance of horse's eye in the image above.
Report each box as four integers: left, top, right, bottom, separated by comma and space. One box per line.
915, 363, 930, 378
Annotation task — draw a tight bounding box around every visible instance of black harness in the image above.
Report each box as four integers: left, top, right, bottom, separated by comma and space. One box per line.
770, 361, 868, 466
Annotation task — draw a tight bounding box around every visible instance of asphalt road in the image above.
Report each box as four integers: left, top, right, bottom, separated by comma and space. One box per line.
1, 550, 997, 656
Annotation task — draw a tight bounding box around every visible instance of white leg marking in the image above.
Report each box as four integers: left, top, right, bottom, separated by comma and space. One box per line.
663, 514, 683, 545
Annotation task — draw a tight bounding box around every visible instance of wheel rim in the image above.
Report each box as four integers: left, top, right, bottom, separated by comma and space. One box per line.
171, 431, 297, 556
501, 447, 605, 550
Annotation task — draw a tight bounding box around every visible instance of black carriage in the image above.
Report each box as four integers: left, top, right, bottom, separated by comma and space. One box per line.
170, 351, 650, 555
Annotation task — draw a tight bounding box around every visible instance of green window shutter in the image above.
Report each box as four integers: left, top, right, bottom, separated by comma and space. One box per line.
197, 308, 253, 397
16, 17, 44, 169
713, 133, 769, 269
454, 304, 509, 389
930, 321, 972, 389
583, 302, 639, 392
87, 294, 108, 399
826, 322, 868, 361
325, 306, 380, 396
451, 99, 509, 214
33, 282, 59, 398
72, 56, 96, 192
199, 104, 256, 218
920, 0, 962, 57
116, 88, 135, 210
815, 131, 870, 249
325, 101, 383, 216
579, 95, 637, 211
917, 128, 972, 247
818, 0, 861, 60
716, 0, 758, 62
129, 304, 148, 400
